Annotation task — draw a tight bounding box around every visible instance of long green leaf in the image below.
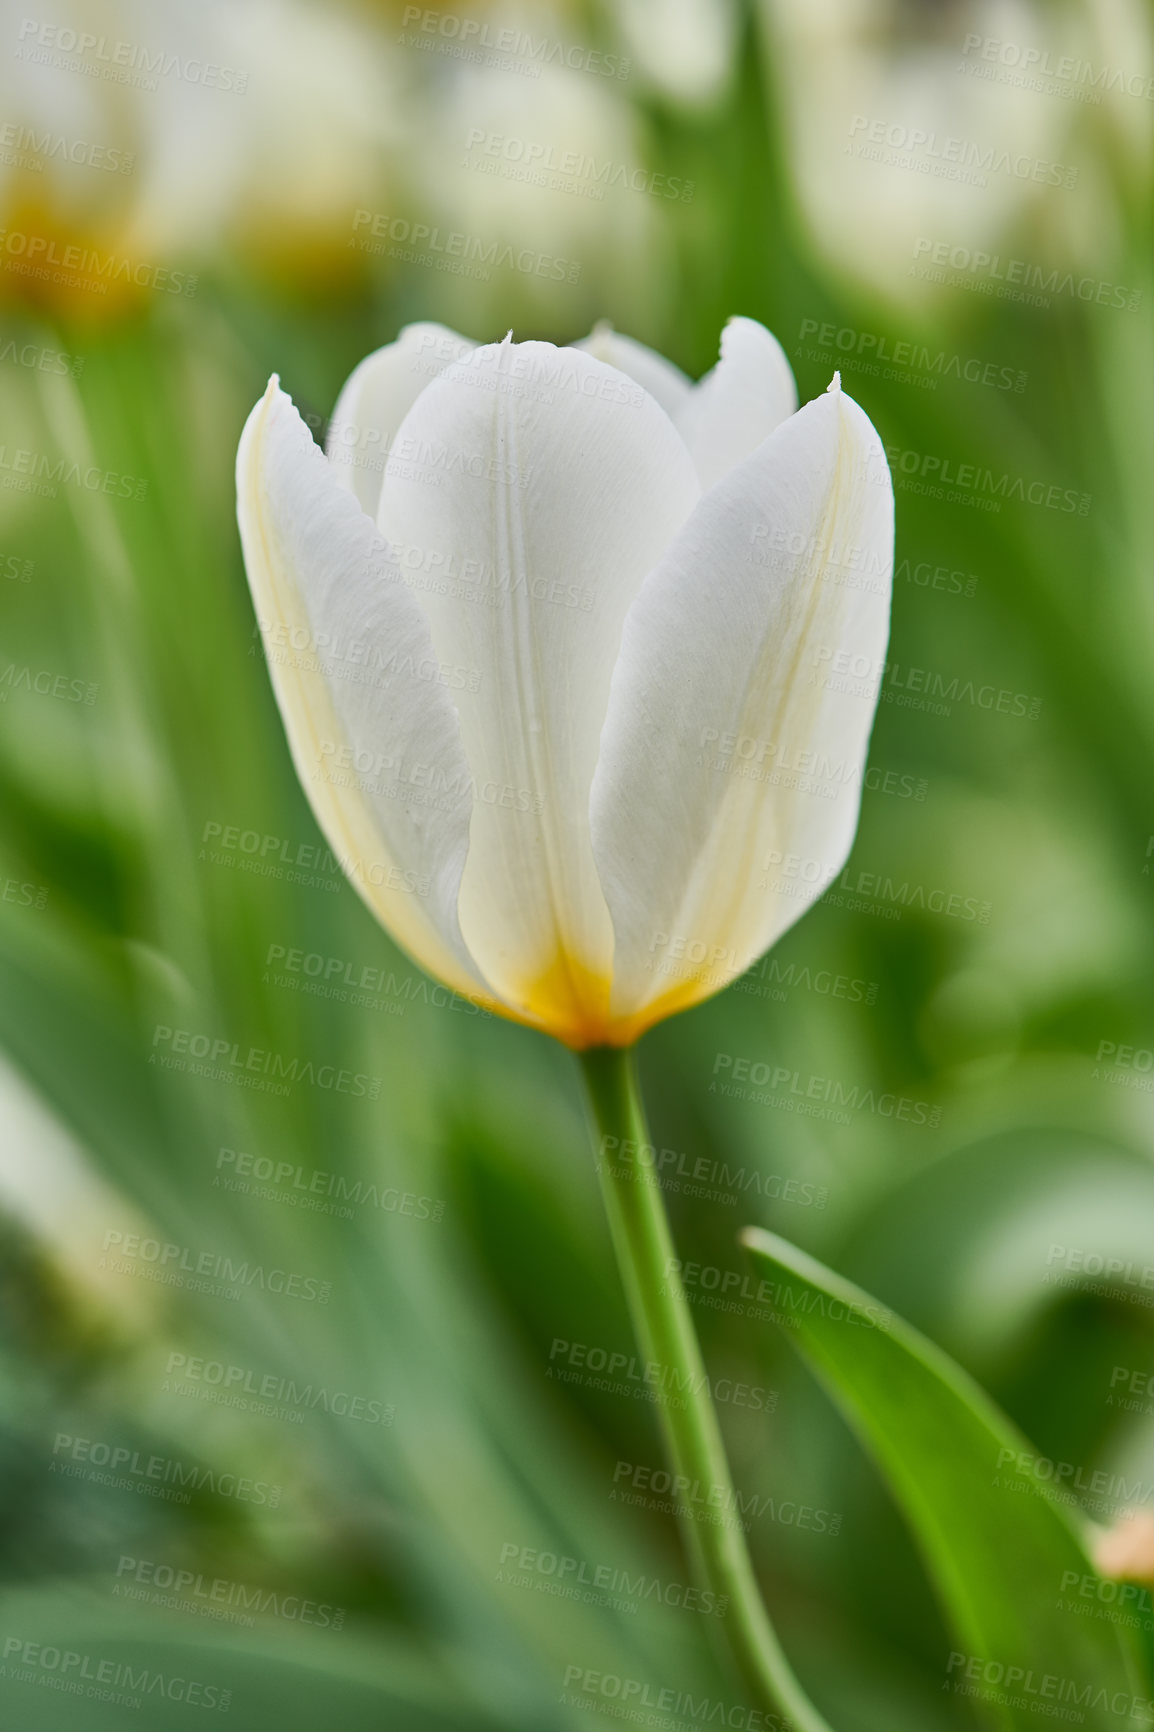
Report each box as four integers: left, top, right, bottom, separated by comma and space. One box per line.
741, 1228, 1151, 1732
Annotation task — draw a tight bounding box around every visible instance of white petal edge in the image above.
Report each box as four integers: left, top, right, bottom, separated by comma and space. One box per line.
674, 315, 799, 491
325, 321, 476, 518
238, 377, 492, 1005
590, 378, 894, 1039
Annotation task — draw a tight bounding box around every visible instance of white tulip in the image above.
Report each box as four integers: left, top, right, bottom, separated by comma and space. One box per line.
758, 0, 1149, 309
236, 317, 893, 1050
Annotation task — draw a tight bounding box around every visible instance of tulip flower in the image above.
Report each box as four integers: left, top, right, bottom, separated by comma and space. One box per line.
236, 317, 892, 1732
236, 317, 893, 1050
757, 0, 1118, 310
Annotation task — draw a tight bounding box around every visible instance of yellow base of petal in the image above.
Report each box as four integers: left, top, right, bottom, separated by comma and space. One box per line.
489, 952, 730, 1051
512, 950, 615, 1051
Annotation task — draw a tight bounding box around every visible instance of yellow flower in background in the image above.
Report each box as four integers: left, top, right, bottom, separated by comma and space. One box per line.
237, 319, 893, 1049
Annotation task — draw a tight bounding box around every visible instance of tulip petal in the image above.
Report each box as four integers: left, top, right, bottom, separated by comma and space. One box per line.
576, 321, 694, 420
590, 379, 893, 1041
326, 322, 476, 518
674, 315, 799, 490
238, 378, 489, 1002
377, 340, 701, 1048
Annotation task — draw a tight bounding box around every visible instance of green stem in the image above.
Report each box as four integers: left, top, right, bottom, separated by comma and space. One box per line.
578, 1045, 834, 1732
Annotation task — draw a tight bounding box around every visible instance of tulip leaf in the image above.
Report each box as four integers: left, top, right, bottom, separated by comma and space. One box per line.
740, 1228, 1151, 1732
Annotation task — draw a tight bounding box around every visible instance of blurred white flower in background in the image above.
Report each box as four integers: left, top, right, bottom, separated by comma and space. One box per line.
133, 0, 405, 285
397, 0, 675, 331
0, 0, 403, 313
758, 0, 1153, 310
613, 0, 740, 108
0, 1053, 152, 1321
